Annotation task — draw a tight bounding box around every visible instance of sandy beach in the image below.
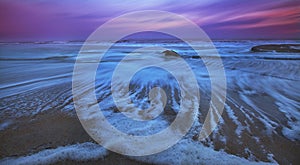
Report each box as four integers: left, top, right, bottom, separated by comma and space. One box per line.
0, 40, 299, 164
0, 83, 150, 164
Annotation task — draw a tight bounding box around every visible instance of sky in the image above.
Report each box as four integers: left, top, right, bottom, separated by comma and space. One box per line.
0, 0, 299, 41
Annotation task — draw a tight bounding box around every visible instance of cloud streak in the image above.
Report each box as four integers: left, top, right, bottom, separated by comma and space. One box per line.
0, 0, 299, 40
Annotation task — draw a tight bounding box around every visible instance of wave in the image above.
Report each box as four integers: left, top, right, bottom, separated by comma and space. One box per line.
0, 55, 74, 61
0, 141, 274, 165
0, 142, 108, 165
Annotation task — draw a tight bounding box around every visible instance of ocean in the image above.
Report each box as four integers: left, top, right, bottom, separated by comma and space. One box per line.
0, 40, 299, 164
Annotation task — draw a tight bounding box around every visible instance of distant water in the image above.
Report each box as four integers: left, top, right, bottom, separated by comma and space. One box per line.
0, 40, 299, 164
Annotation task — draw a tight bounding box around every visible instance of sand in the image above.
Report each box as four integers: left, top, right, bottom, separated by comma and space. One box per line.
0, 82, 299, 164
0, 108, 152, 164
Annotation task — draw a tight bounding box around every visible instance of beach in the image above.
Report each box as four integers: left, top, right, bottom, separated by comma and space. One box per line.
0, 40, 299, 164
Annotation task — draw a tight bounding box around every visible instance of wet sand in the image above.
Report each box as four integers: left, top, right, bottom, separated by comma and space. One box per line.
0, 106, 151, 164
0, 110, 90, 158
1, 84, 299, 164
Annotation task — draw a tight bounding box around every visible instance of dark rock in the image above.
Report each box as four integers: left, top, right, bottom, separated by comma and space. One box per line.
251, 44, 300, 53
162, 50, 180, 57
116, 39, 130, 43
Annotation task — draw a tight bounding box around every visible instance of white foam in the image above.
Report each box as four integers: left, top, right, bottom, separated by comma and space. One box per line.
224, 102, 247, 137
0, 142, 108, 165
131, 139, 275, 165
239, 93, 277, 135
276, 101, 300, 141
0, 140, 276, 165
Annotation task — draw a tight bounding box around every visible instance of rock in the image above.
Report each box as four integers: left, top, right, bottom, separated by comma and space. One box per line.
162, 50, 180, 57
116, 39, 130, 43
251, 44, 300, 53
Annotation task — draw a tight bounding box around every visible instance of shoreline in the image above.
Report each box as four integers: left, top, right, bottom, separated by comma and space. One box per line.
0, 79, 299, 164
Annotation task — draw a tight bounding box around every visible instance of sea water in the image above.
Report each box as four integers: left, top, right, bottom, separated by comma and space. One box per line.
0, 40, 299, 164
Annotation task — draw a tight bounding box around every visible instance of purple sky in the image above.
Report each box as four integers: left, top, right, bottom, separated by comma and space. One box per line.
0, 0, 299, 41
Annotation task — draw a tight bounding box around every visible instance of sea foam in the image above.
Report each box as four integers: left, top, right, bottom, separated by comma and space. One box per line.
0, 142, 108, 165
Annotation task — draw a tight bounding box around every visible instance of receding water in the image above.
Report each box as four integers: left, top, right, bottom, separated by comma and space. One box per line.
0, 40, 299, 164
